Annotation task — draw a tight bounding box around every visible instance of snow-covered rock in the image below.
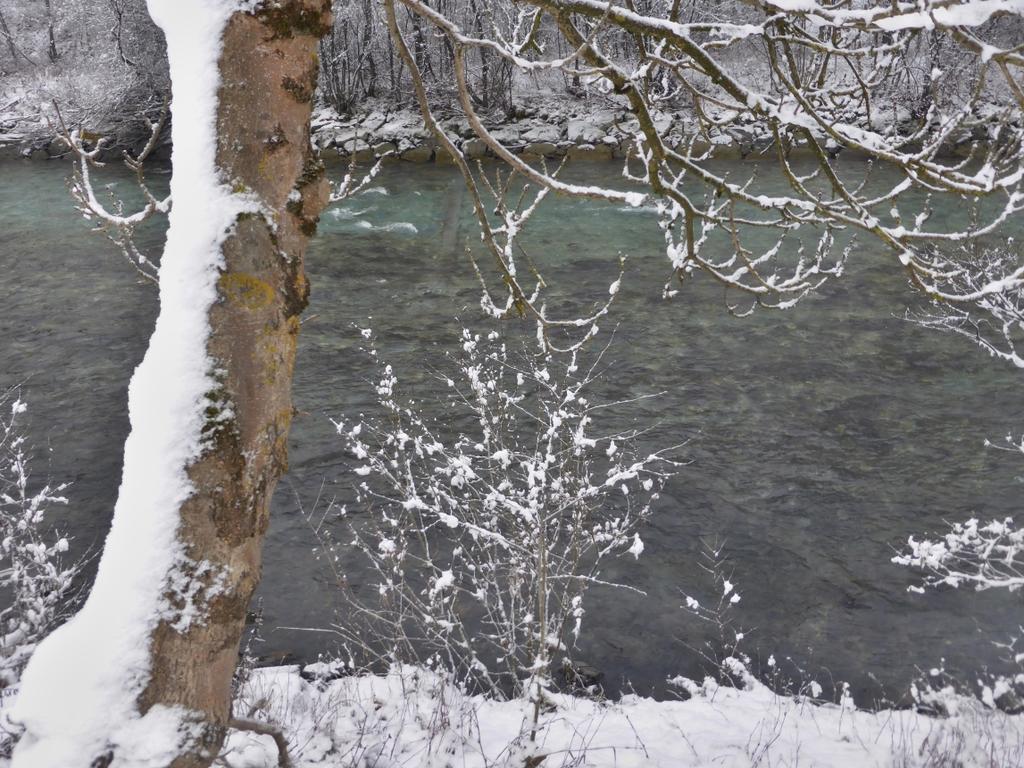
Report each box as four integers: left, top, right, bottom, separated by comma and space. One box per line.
567, 117, 606, 144
521, 122, 563, 143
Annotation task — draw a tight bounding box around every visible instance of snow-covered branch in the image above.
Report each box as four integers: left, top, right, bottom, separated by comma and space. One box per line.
910, 240, 1024, 368
315, 326, 679, 730
0, 391, 79, 691
382, 0, 1024, 319
895, 514, 1024, 593
54, 102, 171, 284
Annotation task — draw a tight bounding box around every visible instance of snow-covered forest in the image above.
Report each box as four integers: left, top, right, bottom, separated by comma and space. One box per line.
2, 0, 1024, 766
3, 0, 1022, 155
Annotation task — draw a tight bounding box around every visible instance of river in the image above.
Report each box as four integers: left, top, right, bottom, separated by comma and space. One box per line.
1, 156, 1021, 704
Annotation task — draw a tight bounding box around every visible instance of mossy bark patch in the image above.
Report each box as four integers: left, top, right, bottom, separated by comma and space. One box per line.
254, 0, 332, 40
218, 272, 275, 311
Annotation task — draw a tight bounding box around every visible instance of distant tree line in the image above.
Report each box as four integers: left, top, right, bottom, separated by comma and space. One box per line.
2, 0, 1022, 145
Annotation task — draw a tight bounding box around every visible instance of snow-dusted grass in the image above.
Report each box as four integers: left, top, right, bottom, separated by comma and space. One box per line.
224, 664, 1024, 768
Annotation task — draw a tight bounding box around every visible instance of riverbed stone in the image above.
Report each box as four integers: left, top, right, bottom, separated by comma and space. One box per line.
651, 110, 674, 134
487, 125, 522, 146
557, 660, 604, 693
523, 141, 561, 157
376, 112, 421, 141
329, 128, 364, 151
462, 137, 488, 159
400, 144, 434, 163
567, 118, 606, 145
567, 143, 613, 161
435, 147, 458, 165
522, 123, 562, 144
442, 117, 474, 139
594, 109, 622, 129
46, 138, 70, 158
360, 110, 388, 132
333, 137, 375, 161
612, 140, 633, 159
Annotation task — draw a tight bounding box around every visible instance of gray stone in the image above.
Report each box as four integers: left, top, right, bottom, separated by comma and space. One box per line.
557, 660, 604, 693
360, 110, 387, 131
368, 112, 424, 142
46, 138, 70, 158
567, 118, 606, 145
442, 118, 474, 139
489, 125, 524, 145
400, 145, 434, 163
651, 110, 674, 134
589, 109, 621, 130
435, 147, 458, 165
334, 138, 375, 162
522, 141, 561, 157
522, 123, 562, 143
330, 129, 364, 152
567, 143, 613, 161
462, 138, 489, 159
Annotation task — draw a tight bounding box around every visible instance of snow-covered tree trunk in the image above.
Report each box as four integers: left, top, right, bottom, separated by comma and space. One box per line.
10, 1, 330, 766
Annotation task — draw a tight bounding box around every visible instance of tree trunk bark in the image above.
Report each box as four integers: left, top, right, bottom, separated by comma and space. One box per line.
137, 3, 332, 766
11, 3, 331, 767
0, 8, 19, 63
43, 0, 58, 62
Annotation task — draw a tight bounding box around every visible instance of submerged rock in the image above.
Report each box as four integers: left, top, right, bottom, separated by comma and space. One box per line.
522, 141, 561, 158
567, 143, 613, 161
400, 145, 434, 163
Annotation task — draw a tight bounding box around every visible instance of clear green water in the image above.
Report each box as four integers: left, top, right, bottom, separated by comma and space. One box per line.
1, 157, 1022, 703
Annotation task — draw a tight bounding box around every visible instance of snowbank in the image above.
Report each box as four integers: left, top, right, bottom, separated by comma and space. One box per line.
221, 665, 1024, 767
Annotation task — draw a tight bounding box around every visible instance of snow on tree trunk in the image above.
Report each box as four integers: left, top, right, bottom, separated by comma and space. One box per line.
10, 1, 330, 766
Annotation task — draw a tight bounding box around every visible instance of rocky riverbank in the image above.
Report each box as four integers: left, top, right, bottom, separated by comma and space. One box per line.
311, 98, 657, 163
1, 93, 1014, 162
309, 95, 1013, 163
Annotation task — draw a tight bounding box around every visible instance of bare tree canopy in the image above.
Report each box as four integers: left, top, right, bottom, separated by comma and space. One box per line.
374, 0, 1024, 337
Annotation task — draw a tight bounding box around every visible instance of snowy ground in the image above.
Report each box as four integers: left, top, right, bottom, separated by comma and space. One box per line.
218, 665, 1024, 767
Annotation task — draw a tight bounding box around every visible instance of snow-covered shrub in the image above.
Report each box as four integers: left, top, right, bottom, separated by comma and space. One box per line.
671, 541, 757, 697
895, 513, 1024, 595
895, 506, 1024, 717
319, 326, 677, 730
896, 246, 1024, 716
0, 391, 78, 688
670, 541, 835, 708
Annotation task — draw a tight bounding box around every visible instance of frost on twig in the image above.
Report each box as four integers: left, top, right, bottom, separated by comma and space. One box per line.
0, 389, 80, 757
0, 390, 79, 693
672, 540, 758, 696
53, 100, 171, 284
910, 239, 1024, 369
313, 325, 680, 733
895, 515, 1024, 594
329, 147, 390, 203
895, 241, 1024, 712
671, 541, 836, 707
